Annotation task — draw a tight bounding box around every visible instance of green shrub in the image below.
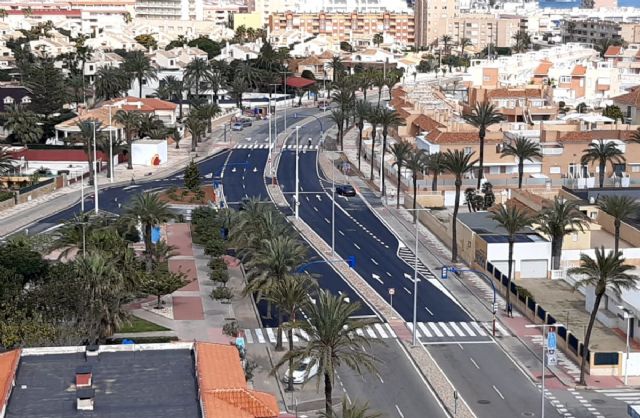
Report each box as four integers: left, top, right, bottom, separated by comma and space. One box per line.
211, 286, 232, 302
167, 185, 178, 194
222, 321, 239, 337
204, 237, 226, 257
209, 266, 229, 286
0, 191, 14, 203
208, 257, 226, 271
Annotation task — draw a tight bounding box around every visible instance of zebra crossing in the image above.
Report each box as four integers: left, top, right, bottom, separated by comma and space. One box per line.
233, 143, 319, 150
242, 321, 505, 344
397, 246, 436, 279
593, 389, 640, 405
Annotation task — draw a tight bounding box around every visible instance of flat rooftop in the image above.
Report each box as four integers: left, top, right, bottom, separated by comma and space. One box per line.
458, 212, 548, 243
6, 349, 200, 418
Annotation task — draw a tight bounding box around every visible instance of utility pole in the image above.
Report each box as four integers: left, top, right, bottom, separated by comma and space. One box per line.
525, 323, 563, 418
92, 121, 99, 214
295, 126, 300, 219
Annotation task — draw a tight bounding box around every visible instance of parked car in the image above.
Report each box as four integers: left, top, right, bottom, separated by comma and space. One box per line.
231, 122, 244, 131
336, 184, 356, 197
239, 118, 253, 127
283, 357, 319, 384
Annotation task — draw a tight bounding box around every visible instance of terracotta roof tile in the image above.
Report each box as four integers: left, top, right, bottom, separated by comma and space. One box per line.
103, 96, 177, 111
571, 65, 587, 76
412, 115, 445, 132
425, 130, 496, 144
533, 60, 553, 76
201, 395, 254, 418
197, 343, 246, 391
557, 130, 636, 143
0, 350, 20, 412
604, 46, 623, 57
612, 86, 640, 107
487, 89, 543, 99
298, 55, 324, 66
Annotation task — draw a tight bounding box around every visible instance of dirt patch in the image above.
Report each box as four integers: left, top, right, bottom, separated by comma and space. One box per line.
158, 185, 217, 205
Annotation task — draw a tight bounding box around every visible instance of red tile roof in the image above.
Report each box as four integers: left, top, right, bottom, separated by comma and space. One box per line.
556, 130, 636, 143
7, 9, 81, 16
533, 61, 553, 76
487, 89, 543, 99
425, 130, 494, 144
412, 115, 445, 132
0, 350, 20, 413
571, 65, 587, 77
612, 86, 640, 107
604, 46, 623, 57
196, 343, 278, 418
103, 96, 177, 111
286, 76, 315, 89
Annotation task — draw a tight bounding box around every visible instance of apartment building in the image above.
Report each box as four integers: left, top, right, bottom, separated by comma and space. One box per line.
414, 0, 458, 49
134, 0, 204, 21
464, 86, 558, 123
564, 18, 624, 44
447, 14, 522, 51
268, 11, 415, 48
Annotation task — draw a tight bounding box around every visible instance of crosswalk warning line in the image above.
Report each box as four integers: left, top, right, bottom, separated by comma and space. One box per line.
448, 322, 466, 337
281, 331, 288, 343
471, 322, 487, 336
298, 329, 310, 341
384, 323, 397, 338
243, 329, 254, 344
374, 323, 388, 338
427, 322, 444, 337
418, 322, 433, 338
460, 322, 476, 336
266, 328, 276, 343
365, 326, 377, 339
291, 331, 299, 343
407, 322, 421, 338
437, 322, 455, 337
255, 329, 266, 344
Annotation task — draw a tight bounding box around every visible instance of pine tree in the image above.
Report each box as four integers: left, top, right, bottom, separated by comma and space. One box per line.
184, 160, 201, 191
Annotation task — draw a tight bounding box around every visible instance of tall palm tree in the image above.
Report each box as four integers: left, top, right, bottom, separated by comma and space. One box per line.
440, 34, 452, 56
162, 75, 185, 120
463, 102, 504, 189
0, 147, 14, 175
581, 139, 625, 188
75, 119, 102, 186
319, 399, 382, 418
354, 100, 371, 171
229, 78, 248, 109
357, 71, 373, 101
125, 192, 174, 271
368, 107, 381, 181
3, 104, 42, 144
244, 236, 306, 350
328, 56, 344, 83
113, 110, 142, 169
192, 103, 221, 134
184, 57, 212, 100
459, 37, 472, 57
490, 204, 533, 309
378, 107, 404, 197
630, 127, 640, 144
406, 149, 426, 222
598, 196, 639, 253
535, 197, 588, 270
425, 152, 445, 191
206, 70, 224, 105
500, 136, 543, 189
265, 274, 316, 391
373, 71, 385, 107
276, 291, 379, 416
94, 66, 129, 101
390, 141, 413, 209
138, 113, 164, 138
184, 114, 207, 152
96, 132, 125, 180
569, 248, 639, 385
123, 51, 157, 98
329, 109, 346, 151
443, 149, 477, 262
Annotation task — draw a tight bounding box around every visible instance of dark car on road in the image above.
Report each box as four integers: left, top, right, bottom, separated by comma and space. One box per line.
336, 184, 356, 197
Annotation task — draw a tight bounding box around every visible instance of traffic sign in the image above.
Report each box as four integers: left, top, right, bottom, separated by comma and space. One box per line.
388, 288, 395, 295
547, 349, 557, 366
547, 329, 557, 351
441, 266, 448, 280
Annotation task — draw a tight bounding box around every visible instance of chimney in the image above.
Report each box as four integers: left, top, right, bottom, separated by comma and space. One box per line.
75, 365, 92, 388
76, 388, 95, 411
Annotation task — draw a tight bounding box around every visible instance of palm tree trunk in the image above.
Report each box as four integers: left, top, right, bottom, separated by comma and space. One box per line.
396, 165, 402, 209
506, 239, 514, 309
138, 76, 143, 98
324, 371, 333, 416
381, 134, 387, 197
157, 294, 161, 309
377, 89, 382, 106
144, 223, 153, 272
370, 133, 376, 181
614, 221, 620, 254
191, 133, 197, 152
127, 139, 133, 170
276, 311, 284, 351
599, 161, 605, 188
551, 236, 562, 270
518, 161, 524, 189
432, 172, 438, 191
412, 175, 418, 223
287, 327, 294, 392
357, 126, 363, 171
477, 132, 485, 189
178, 98, 183, 120
579, 291, 603, 385
451, 181, 461, 262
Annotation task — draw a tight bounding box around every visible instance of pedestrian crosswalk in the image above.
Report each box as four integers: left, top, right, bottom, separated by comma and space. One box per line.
233, 143, 319, 150
242, 321, 505, 344
397, 247, 436, 280
594, 389, 640, 405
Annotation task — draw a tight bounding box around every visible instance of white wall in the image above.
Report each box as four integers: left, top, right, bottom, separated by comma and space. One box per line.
486, 240, 551, 274
131, 140, 167, 166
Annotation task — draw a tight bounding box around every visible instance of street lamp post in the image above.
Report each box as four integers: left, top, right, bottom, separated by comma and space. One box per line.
618, 305, 632, 385
295, 126, 300, 219
525, 323, 564, 418
80, 172, 84, 212
91, 122, 99, 214
108, 105, 113, 183
331, 156, 336, 257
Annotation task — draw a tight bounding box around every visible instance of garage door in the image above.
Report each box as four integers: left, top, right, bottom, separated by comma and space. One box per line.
520, 259, 548, 279
491, 261, 514, 277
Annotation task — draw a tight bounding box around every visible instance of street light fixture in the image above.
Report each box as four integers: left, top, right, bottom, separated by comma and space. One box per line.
618, 305, 632, 385
525, 322, 564, 418
295, 126, 300, 219
90, 121, 99, 215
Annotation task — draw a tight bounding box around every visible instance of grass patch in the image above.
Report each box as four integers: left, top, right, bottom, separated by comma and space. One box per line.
118, 316, 170, 333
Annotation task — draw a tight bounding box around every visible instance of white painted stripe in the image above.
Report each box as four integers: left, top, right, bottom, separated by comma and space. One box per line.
356, 328, 365, 337
374, 323, 388, 338
243, 330, 253, 344
437, 322, 455, 337
427, 322, 444, 337
448, 322, 466, 337
266, 328, 277, 343
298, 329, 310, 341
407, 322, 421, 338
291, 331, 300, 343
384, 323, 397, 338
494, 321, 510, 336
255, 329, 266, 344
460, 322, 476, 336
418, 322, 433, 338
281, 330, 288, 343
365, 326, 377, 339
471, 322, 487, 336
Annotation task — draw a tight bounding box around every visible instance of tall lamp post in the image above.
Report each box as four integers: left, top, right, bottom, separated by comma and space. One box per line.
525, 323, 564, 418
91, 121, 99, 214
618, 305, 632, 385
295, 126, 300, 219
281, 71, 292, 132
108, 105, 114, 183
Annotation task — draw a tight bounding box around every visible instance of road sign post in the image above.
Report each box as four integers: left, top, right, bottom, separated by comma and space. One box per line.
547, 327, 557, 366
388, 288, 395, 307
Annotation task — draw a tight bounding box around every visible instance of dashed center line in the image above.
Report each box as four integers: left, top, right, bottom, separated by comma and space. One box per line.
338, 230, 345, 236
354, 243, 361, 250
403, 287, 411, 294
395, 405, 405, 418
424, 306, 434, 316
371, 258, 379, 265
493, 385, 505, 400
324, 217, 330, 224
469, 357, 480, 369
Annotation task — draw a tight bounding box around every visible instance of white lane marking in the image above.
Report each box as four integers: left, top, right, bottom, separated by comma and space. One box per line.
384, 323, 397, 338
427, 322, 444, 337
338, 230, 345, 236
324, 217, 330, 224
354, 243, 361, 250
356, 328, 365, 337
418, 322, 432, 337
471, 322, 487, 336
448, 322, 466, 337
387, 272, 392, 277
460, 322, 476, 336
314, 206, 319, 212
493, 385, 505, 400
469, 357, 480, 369
425, 306, 434, 316
403, 286, 411, 294
372, 274, 383, 284
375, 372, 384, 384
266, 328, 276, 343
371, 258, 379, 265
437, 322, 455, 337
365, 326, 377, 339
255, 329, 266, 344
407, 322, 421, 337
244, 330, 254, 344
395, 404, 405, 418
374, 323, 388, 338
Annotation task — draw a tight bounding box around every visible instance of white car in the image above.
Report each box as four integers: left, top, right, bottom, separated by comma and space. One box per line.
283, 357, 319, 384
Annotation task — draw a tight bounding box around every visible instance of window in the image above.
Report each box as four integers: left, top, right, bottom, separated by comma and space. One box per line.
559, 76, 571, 83
550, 166, 561, 174
632, 164, 640, 173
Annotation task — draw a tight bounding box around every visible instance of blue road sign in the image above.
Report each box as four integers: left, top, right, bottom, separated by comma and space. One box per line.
151, 226, 161, 244
547, 330, 557, 350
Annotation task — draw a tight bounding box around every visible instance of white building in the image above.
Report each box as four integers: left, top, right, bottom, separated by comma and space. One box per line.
135, 0, 204, 21
214, 41, 261, 62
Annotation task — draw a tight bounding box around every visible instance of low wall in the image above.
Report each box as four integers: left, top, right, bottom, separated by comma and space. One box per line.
404, 200, 451, 246
16, 178, 57, 204
0, 194, 16, 211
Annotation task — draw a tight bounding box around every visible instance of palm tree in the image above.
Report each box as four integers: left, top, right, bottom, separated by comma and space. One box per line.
406, 149, 426, 222
0, 147, 14, 175
440, 35, 452, 56
630, 127, 640, 144
265, 274, 316, 391
184, 57, 212, 100
206, 70, 224, 105
357, 71, 373, 101
113, 110, 142, 170
378, 107, 404, 197
138, 113, 164, 138
459, 37, 472, 57
319, 399, 382, 418
490, 204, 533, 309
390, 141, 413, 209
463, 102, 504, 189
373, 71, 385, 107
425, 152, 445, 191
94, 66, 129, 101
167, 126, 182, 149
276, 291, 379, 416
162, 75, 185, 119
3, 104, 42, 144
354, 100, 371, 171
229, 78, 248, 109
512, 30, 532, 53
123, 51, 157, 98
581, 139, 625, 188
328, 56, 344, 83
329, 109, 346, 151
192, 103, 221, 134
125, 192, 174, 271
500, 136, 542, 189
443, 149, 477, 262
368, 107, 381, 181
184, 114, 207, 152
96, 132, 125, 180
535, 197, 588, 270
75, 119, 102, 186
244, 236, 306, 350
598, 196, 639, 253
569, 248, 639, 385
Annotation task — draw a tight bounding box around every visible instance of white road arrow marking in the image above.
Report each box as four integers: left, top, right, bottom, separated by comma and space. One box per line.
372, 274, 383, 284
316, 194, 322, 201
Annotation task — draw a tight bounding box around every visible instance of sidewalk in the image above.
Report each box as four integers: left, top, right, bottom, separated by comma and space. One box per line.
329, 125, 636, 390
